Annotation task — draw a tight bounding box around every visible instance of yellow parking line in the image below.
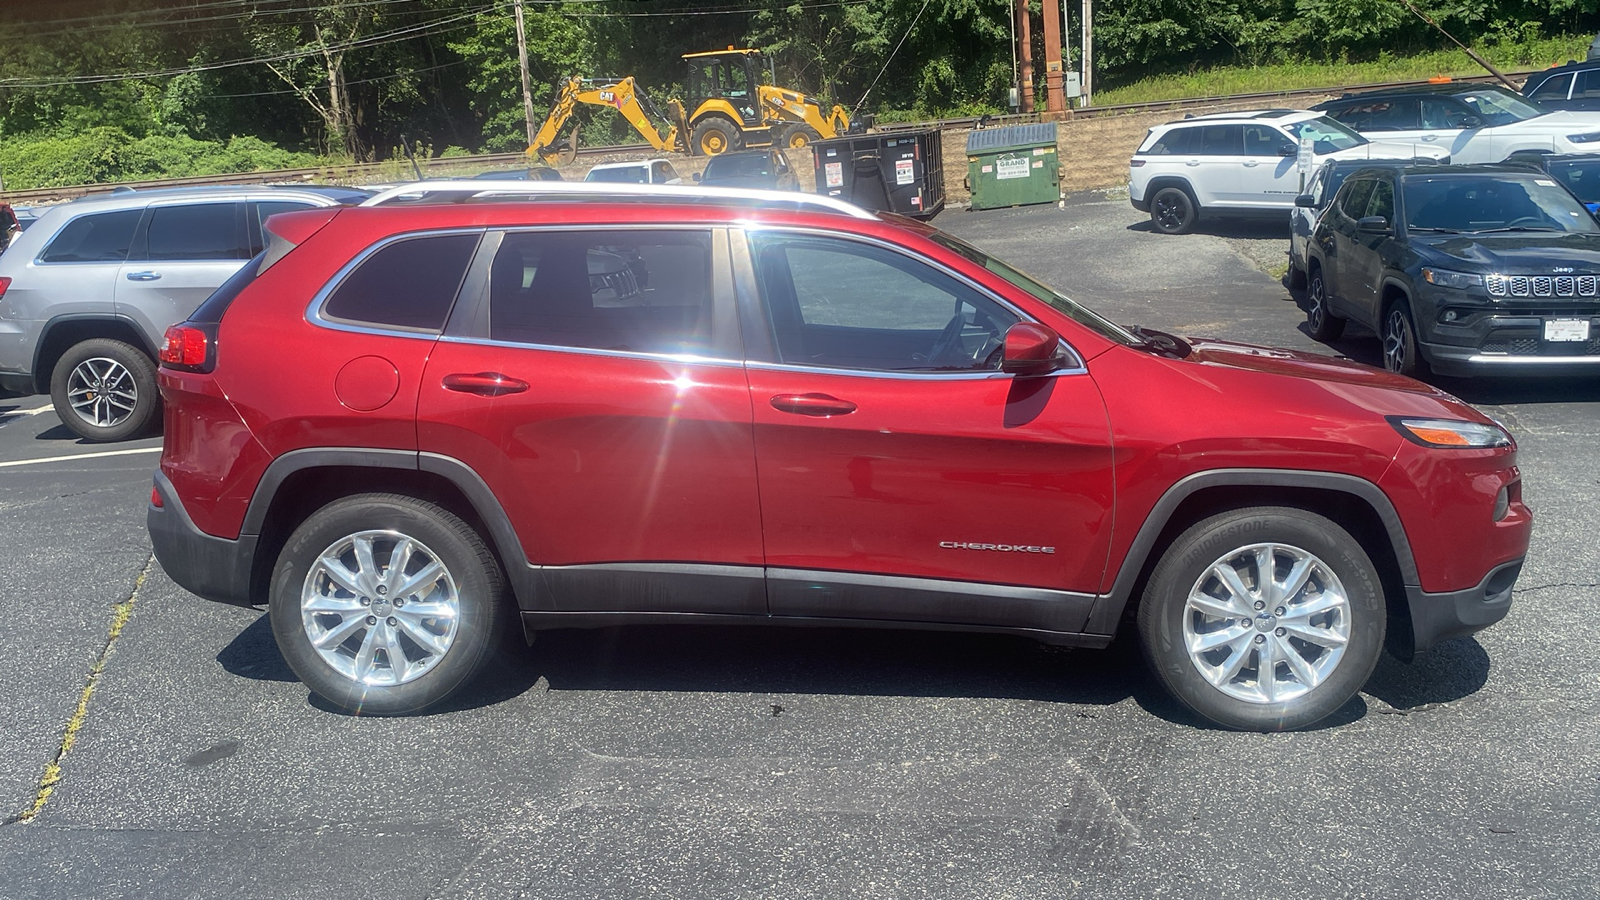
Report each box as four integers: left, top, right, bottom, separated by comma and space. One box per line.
0, 447, 161, 469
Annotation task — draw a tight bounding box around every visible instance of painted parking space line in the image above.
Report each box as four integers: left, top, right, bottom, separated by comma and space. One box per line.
0, 405, 56, 427
0, 447, 161, 469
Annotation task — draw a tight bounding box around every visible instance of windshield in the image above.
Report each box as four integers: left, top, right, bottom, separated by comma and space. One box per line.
704, 154, 773, 179
1454, 87, 1544, 126
925, 231, 1142, 346
1403, 173, 1600, 233
1547, 158, 1600, 204
585, 166, 647, 184
1285, 116, 1367, 153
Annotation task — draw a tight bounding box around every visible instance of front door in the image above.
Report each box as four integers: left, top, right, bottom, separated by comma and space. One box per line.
1240, 124, 1300, 205
417, 227, 766, 614
739, 230, 1115, 633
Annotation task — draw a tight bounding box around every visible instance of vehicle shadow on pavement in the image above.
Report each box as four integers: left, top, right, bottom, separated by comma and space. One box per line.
1363, 638, 1492, 712
1125, 217, 1289, 240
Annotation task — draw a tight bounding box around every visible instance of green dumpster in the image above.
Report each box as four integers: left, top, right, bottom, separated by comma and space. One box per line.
964, 123, 1061, 210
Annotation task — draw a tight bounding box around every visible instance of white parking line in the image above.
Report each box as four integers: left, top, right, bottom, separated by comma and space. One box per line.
0, 404, 56, 428
0, 447, 161, 469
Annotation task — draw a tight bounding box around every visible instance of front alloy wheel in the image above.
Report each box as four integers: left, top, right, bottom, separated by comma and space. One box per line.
1382, 301, 1426, 377
1138, 507, 1385, 731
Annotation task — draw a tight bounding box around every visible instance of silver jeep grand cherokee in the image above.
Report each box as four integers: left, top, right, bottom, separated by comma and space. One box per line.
0, 185, 368, 441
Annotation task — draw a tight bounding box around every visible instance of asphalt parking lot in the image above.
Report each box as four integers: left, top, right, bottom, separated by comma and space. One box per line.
2, 195, 1598, 899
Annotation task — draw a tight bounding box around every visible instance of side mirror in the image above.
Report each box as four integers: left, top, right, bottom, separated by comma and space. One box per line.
1278, 145, 1297, 157
1357, 215, 1390, 233
1001, 322, 1065, 375
1295, 194, 1317, 208
1460, 115, 1482, 129
691, 172, 702, 183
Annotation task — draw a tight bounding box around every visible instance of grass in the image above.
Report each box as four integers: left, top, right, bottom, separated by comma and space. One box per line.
1089, 36, 1592, 107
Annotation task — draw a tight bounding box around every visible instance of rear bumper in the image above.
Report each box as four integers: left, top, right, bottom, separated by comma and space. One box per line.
1130, 195, 1150, 212
1406, 558, 1521, 653
147, 471, 258, 606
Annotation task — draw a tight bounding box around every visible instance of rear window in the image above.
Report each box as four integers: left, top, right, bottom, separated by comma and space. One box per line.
322, 233, 480, 332
39, 209, 142, 263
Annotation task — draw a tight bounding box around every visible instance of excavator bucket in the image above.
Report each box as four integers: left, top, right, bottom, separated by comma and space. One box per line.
555, 130, 579, 166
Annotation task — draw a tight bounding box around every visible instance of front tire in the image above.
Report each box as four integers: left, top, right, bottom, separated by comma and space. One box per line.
50, 338, 159, 442
269, 494, 508, 716
1137, 507, 1385, 731
784, 125, 822, 149
1381, 299, 1427, 377
1149, 186, 1197, 235
1306, 265, 1346, 341
692, 117, 741, 156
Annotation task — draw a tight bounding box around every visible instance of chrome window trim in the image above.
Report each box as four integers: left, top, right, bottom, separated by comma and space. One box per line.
743, 358, 1088, 381
306, 227, 486, 339
434, 334, 750, 370
737, 224, 1089, 378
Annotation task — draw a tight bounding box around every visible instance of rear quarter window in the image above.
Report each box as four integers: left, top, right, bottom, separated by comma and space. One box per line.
39, 209, 143, 263
321, 232, 480, 332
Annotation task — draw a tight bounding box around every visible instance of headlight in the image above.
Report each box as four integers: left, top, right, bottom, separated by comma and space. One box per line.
1568, 131, 1600, 143
1388, 416, 1512, 448
1421, 267, 1483, 290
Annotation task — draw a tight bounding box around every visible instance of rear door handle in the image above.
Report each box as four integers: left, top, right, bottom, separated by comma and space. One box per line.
442, 372, 529, 397
125, 271, 161, 282
770, 393, 857, 417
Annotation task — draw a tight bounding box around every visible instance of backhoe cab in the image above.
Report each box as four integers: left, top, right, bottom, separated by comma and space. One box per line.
527, 48, 856, 165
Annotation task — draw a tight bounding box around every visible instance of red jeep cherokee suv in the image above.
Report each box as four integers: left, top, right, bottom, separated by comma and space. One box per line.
147, 182, 1531, 730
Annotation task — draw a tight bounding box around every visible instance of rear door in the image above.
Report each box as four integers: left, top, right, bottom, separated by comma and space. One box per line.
738, 229, 1115, 633
416, 226, 765, 614
115, 201, 250, 347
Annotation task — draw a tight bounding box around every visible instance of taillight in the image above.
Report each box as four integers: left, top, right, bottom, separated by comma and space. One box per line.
150, 484, 164, 508
0, 276, 11, 299
159, 323, 216, 372
1129, 160, 1147, 167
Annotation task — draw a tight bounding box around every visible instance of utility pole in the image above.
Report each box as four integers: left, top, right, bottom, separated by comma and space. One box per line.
1017, 0, 1034, 112
1081, 0, 1093, 106
513, 0, 538, 148
1041, 0, 1066, 114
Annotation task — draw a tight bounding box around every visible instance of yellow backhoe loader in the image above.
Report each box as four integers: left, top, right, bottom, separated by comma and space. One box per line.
528, 48, 856, 165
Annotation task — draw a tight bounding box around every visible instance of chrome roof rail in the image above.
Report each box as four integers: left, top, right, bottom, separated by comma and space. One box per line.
357, 180, 879, 219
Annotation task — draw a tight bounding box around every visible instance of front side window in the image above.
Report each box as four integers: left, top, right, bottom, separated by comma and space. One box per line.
1365, 180, 1395, 221
1284, 116, 1367, 153
322, 232, 479, 332
146, 203, 246, 261
1338, 178, 1376, 220
39, 209, 142, 263
1575, 69, 1600, 100
1548, 158, 1600, 204
488, 230, 717, 356
750, 233, 1020, 373
651, 161, 679, 183
1243, 124, 1295, 156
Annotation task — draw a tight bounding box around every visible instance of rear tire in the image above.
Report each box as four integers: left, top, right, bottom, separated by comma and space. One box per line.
784, 125, 822, 149
1306, 265, 1346, 341
1137, 507, 1385, 731
50, 338, 160, 442
1149, 186, 1197, 235
269, 494, 508, 716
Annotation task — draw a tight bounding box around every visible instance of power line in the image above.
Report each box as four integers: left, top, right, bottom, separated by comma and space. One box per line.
853, 0, 932, 114
203, 58, 469, 97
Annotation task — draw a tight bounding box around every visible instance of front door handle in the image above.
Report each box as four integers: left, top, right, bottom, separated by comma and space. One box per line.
1242, 160, 1259, 167
125, 271, 161, 282
770, 393, 857, 417
442, 372, 529, 397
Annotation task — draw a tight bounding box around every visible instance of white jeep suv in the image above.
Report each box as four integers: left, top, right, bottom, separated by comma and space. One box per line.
1129, 109, 1448, 234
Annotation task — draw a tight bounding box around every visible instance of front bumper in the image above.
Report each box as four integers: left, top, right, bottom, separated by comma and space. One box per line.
1417, 294, 1600, 376
148, 471, 259, 607
1405, 558, 1522, 654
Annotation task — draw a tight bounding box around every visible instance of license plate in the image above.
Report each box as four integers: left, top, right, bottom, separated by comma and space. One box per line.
1544, 318, 1591, 342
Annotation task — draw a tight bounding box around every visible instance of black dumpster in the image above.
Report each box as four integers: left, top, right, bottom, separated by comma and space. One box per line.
809, 129, 945, 219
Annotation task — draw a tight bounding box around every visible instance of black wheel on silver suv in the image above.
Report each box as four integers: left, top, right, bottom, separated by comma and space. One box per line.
49, 338, 160, 442
1137, 507, 1386, 731
1149, 186, 1198, 235
1305, 264, 1346, 341
269, 494, 509, 715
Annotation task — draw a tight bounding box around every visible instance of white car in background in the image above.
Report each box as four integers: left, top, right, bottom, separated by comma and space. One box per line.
584, 159, 683, 185
1312, 83, 1600, 165
1129, 109, 1448, 234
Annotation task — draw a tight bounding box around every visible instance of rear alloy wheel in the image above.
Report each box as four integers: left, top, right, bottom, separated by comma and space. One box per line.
50, 338, 159, 442
1149, 186, 1197, 235
270, 494, 508, 715
1381, 300, 1426, 377
1306, 266, 1346, 341
1138, 507, 1385, 731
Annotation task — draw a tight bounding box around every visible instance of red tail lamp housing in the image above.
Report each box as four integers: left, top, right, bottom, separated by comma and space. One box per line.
159, 323, 217, 372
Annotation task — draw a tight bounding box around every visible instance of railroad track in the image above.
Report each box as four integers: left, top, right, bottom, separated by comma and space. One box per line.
0, 67, 1546, 204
